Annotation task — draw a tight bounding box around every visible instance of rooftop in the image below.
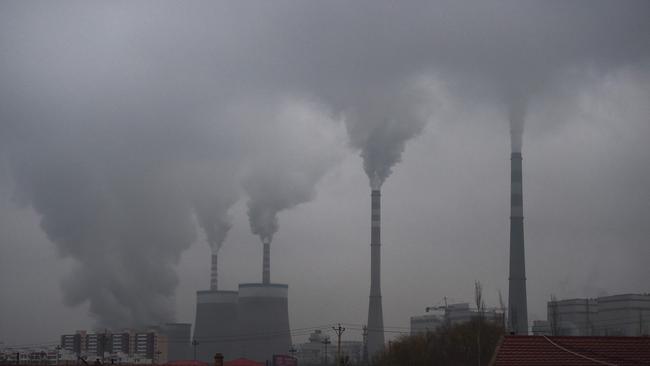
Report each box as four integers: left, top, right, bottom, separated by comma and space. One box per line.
490, 335, 650, 366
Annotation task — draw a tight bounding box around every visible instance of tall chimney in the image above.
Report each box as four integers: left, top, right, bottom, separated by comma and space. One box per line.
508, 152, 528, 334
263, 238, 270, 284
367, 189, 385, 356
210, 253, 218, 290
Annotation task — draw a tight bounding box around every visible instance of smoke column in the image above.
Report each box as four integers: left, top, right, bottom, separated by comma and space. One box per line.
242, 98, 344, 284
193, 185, 237, 291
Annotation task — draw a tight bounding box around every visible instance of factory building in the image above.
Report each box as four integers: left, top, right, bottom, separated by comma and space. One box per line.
547, 298, 598, 336
594, 294, 650, 336
295, 330, 362, 365
410, 303, 504, 335
544, 293, 650, 336
531, 320, 551, 336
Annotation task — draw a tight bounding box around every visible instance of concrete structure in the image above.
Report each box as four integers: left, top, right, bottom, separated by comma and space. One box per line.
60, 333, 82, 355
57, 329, 171, 364
542, 293, 650, 337
296, 330, 361, 365
160, 323, 190, 361
594, 294, 650, 336
508, 152, 528, 334
547, 298, 597, 336
367, 189, 385, 357
410, 303, 504, 335
236, 283, 291, 362
531, 320, 551, 336
193, 290, 239, 361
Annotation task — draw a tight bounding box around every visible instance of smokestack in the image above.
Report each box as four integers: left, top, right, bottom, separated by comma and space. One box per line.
508, 152, 528, 334
210, 253, 218, 290
367, 189, 385, 356
262, 238, 270, 284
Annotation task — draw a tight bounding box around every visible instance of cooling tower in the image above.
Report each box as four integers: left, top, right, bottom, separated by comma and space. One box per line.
193, 290, 239, 361
367, 189, 385, 356
236, 283, 291, 362
508, 152, 528, 334
161, 323, 191, 361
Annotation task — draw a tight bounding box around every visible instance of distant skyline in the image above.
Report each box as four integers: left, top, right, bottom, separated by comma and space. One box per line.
1, 0, 649, 346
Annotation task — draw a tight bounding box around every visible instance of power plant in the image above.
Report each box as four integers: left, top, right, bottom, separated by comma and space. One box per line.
367, 189, 385, 357
192, 239, 291, 363
508, 151, 528, 334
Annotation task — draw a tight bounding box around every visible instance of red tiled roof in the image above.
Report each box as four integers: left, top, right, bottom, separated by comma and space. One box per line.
224, 358, 264, 366
490, 336, 650, 366
164, 361, 209, 366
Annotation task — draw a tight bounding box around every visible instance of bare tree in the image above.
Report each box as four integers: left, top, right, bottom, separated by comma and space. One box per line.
498, 290, 506, 330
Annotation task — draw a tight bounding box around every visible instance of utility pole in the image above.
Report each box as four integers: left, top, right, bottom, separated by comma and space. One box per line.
56, 346, 62, 366
321, 337, 331, 366
332, 324, 345, 366
362, 325, 368, 365
191, 340, 199, 361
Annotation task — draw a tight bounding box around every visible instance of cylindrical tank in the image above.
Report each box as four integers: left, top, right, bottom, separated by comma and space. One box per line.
193, 290, 239, 361
236, 283, 291, 362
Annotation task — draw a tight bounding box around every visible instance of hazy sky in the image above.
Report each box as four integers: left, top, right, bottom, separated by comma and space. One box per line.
1, 0, 649, 346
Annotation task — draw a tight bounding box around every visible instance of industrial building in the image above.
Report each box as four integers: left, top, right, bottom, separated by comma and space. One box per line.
410, 303, 505, 335
193, 225, 291, 362
547, 298, 598, 336
295, 330, 362, 365
543, 293, 650, 336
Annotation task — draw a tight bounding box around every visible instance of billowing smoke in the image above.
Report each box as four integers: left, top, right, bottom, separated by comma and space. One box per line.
190, 168, 239, 253
508, 95, 528, 154
241, 98, 345, 243
1, 0, 647, 330
343, 85, 433, 190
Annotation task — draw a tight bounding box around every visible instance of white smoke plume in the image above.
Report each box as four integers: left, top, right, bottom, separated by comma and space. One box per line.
241, 98, 346, 243
0, 0, 647, 330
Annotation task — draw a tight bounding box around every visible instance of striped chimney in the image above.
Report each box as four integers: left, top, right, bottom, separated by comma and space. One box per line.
262, 238, 271, 284
367, 189, 385, 356
210, 253, 219, 290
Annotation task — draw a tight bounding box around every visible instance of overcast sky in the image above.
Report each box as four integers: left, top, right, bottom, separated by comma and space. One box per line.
1, 0, 649, 346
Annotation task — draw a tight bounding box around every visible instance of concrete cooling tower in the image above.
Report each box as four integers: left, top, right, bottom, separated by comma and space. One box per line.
193, 290, 239, 361
236, 283, 291, 362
